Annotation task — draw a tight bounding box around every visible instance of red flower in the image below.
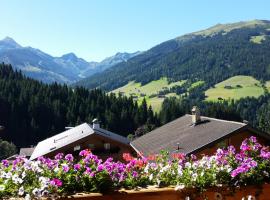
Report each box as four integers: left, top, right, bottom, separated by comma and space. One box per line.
135, 159, 145, 168
147, 154, 157, 161
172, 153, 185, 160
123, 153, 134, 162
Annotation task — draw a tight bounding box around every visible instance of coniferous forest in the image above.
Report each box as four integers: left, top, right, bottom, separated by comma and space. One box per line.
0, 64, 158, 148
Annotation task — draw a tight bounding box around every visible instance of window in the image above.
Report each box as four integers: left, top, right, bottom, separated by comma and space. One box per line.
104, 143, 110, 150
88, 144, 95, 149
74, 145, 81, 151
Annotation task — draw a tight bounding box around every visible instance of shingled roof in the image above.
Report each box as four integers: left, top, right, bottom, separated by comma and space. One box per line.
131, 114, 249, 155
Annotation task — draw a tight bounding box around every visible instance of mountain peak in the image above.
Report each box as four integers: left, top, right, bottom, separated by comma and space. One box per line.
0, 37, 21, 48
61, 52, 78, 60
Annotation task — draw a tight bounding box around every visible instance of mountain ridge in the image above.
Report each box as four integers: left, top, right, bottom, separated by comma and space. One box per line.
0, 37, 140, 83
75, 19, 270, 91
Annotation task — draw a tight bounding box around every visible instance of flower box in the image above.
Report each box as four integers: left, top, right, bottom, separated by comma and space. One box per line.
56, 184, 270, 200
1, 137, 270, 199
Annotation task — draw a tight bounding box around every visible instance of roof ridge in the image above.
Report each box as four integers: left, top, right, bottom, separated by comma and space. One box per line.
185, 114, 246, 126
94, 127, 130, 144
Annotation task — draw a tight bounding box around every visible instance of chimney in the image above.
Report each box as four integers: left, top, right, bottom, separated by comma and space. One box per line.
65, 126, 74, 130
191, 106, 201, 125
92, 118, 100, 129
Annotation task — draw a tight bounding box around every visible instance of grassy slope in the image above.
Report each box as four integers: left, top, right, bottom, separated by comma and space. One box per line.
250, 35, 266, 44
205, 76, 265, 101
112, 75, 270, 111
111, 78, 185, 112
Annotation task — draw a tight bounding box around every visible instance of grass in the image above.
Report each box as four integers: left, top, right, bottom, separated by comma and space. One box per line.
111, 78, 185, 112
250, 35, 266, 44
205, 75, 265, 101
189, 80, 205, 90
112, 75, 270, 110
112, 78, 185, 96
193, 20, 269, 37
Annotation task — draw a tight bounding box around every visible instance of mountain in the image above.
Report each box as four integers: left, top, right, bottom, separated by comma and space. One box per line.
75, 20, 270, 91
0, 37, 140, 84
80, 51, 141, 77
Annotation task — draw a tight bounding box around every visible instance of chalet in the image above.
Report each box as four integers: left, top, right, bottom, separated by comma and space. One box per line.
30, 119, 134, 161
131, 106, 270, 157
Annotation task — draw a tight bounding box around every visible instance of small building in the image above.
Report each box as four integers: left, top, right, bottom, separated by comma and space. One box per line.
30, 120, 134, 161
131, 106, 270, 157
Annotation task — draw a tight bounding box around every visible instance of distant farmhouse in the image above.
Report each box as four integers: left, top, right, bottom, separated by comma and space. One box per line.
131, 107, 270, 157
27, 107, 270, 160
30, 119, 133, 161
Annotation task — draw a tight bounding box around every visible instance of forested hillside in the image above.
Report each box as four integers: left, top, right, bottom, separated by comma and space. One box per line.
0, 64, 158, 148
76, 20, 270, 91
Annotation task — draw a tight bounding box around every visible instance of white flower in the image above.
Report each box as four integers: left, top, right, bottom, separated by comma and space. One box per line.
226, 166, 232, 173
192, 173, 198, 181
25, 193, 31, 200
5, 172, 12, 179
185, 162, 191, 168
149, 174, 153, 181
175, 184, 185, 191
144, 164, 149, 173
12, 174, 23, 184
192, 162, 198, 168
18, 186, 24, 196
0, 184, 5, 191
21, 171, 26, 179
160, 165, 170, 173
54, 167, 59, 173
32, 188, 41, 197
177, 166, 183, 176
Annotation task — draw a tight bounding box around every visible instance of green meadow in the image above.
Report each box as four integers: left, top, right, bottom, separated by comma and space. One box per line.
111, 78, 185, 112
205, 76, 267, 101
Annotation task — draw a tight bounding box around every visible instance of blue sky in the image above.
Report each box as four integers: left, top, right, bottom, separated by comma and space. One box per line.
1, 0, 270, 61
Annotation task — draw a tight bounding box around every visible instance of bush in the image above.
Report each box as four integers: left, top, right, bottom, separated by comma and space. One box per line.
0, 139, 16, 160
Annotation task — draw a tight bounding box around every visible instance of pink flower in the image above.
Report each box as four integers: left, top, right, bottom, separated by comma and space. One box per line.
1, 160, 9, 167
79, 149, 91, 157
62, 164, 70, 172
65, 154, 74, 162
97, 164, 104, 172
260, 148, 270, 159
50, 178, 62, 187
74, 164, 81, 171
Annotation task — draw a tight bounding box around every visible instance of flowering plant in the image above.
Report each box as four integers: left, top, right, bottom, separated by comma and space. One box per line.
0, 136, 269, 199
